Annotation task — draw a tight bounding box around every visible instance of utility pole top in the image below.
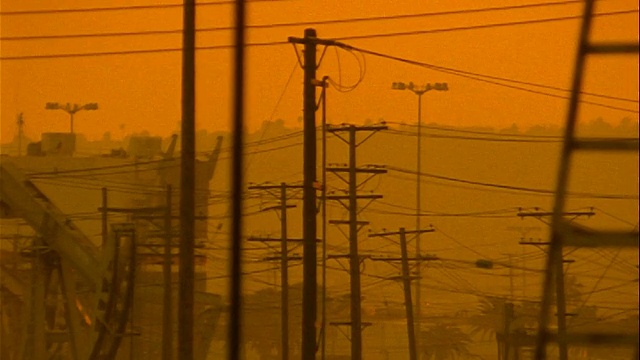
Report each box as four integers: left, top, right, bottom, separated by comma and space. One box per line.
368, 228, 435, 238
248, 182, 304, 190
326, 123, 388, 132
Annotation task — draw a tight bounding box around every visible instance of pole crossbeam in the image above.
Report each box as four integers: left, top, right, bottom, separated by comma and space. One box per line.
517, 210, 595, 218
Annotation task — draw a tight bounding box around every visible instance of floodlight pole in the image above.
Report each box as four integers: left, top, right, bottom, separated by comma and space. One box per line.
45, 102, 98, 134
391, 81, 447, 349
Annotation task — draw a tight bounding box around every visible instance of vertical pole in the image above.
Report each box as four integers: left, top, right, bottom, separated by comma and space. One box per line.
555, 260, 568, 360
179, 0, 196, 357
503, 303, 513, 360
415, 93, 423, 352
70, 112, 74, 134
280, 183, 289, 360
536, 1, 594, 358
230, 0, 247, 358
522, 247, 526, 298
320, 78, 328, 360
301, 28, 318, 360
60, 260, 82, 360
348, 126, 362, 360
508, 254, 514, 301
399, 229, 417, 360
101, 188, 108, 249
163, 185, 173, 360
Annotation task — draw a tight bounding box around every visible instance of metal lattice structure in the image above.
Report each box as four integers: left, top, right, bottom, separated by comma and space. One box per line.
534, 1, 639, 359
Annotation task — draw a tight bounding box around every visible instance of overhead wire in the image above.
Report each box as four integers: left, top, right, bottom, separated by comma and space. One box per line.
0, 0, 287, 16
336, 35, 639, 113
3, 8, 638, 65
387, 165, 639, 200
1, 0, 585, 37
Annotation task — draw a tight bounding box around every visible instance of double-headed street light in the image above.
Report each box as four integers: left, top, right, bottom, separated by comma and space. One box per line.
391, 81, 448, 343
45, 102, 99, 134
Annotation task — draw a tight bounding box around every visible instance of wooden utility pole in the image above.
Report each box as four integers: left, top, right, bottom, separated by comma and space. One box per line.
326, 123, 387, 360
179, 0, 196, 357
230, 0, 247, 357
248, 182, 304, 360
279, 184, 290, 360
518, 209, 594, 360
286, 28, 319, 359
369, 228, 436, 360
287, 29, 341, 360
503, 303, 514, 360
163, 185, 173, 360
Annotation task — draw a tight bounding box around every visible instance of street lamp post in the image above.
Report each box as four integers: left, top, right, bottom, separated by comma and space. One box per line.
391, 81, 448, 347
45, 102, 98, 134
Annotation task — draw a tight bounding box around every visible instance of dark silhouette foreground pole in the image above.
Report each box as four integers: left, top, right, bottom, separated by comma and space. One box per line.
179, 0, 196, 357
229, 0, 246, 359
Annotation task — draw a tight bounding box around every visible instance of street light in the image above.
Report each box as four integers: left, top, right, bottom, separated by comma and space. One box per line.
391, 81, 448, 344
45, 102, 99, 134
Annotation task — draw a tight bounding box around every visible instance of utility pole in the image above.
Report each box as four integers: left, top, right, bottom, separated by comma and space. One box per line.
288, 29, 337, 360
369, 228, 436, 360
163, 185, 173, 360
248, 182, 304, 360
518, 208, 594, 360
503, 303, 514, 360
179, 0, 196, 357
319, 76, 329, 360
326, 123, 387, 360
289, 29, 319, 360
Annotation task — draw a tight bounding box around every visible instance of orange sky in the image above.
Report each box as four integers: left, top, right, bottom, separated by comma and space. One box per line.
1, 0, 638, 142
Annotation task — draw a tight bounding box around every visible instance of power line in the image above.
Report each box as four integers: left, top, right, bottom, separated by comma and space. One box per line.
331, 9, 638, 42
0, 1, 583, 41
2, 9, 637, 62
0, 0, 583, 22
387, 165, 639, 200
385, 121, 566, 139
0, 0, 286, 16
386, 129, 563, 143
336, 32, 639, 112
0, 41, 289, 61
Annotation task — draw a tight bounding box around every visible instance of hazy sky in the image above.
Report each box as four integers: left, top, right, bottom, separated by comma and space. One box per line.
1, 0, 638, 141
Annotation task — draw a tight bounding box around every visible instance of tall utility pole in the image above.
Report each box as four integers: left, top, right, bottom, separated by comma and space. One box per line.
369, 228, 436, 360
289, 29, 319, 360
179, 0, 196, 357
518, 208, 595, 360
230, 0, 247, 358
163, 185, 173, 360
288, 29, 336, 360
319, 76, 329, 360
326, 123, 387, 360
391, 81, 448, 343
248, 182, 304, 360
